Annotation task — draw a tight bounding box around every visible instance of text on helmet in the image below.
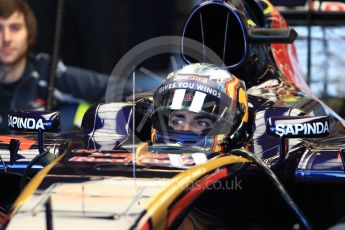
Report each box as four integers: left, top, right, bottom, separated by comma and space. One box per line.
158, 82, 221, 98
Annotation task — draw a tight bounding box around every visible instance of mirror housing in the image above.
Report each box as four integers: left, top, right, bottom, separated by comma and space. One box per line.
249, 28, 298, 44
266, 116, 330, 138
8, 111, 60, 133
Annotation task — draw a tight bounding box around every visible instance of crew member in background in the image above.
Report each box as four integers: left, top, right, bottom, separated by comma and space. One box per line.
0, 0, 109, 133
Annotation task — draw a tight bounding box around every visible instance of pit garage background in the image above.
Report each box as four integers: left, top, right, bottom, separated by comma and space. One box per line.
27, 0, 345, 117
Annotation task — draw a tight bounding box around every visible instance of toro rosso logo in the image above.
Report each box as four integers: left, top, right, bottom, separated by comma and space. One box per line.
8, 115, 45, 130
267, 116, 330, 138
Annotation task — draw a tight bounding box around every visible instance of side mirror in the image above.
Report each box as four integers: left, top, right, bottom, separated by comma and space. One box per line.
8, 111, 60, 133
266, 116, 329, 164
8, 110, 60, 157
266, 116, 330, 138
249, 28, 298, 44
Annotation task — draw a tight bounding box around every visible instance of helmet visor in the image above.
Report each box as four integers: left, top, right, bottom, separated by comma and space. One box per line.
152, 88, 235, 134
154, 88, 231, 116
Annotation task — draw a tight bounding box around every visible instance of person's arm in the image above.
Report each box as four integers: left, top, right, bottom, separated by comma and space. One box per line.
55, 64, 109, 103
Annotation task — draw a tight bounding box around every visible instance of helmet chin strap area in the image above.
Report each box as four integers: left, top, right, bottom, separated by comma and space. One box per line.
223, 103, 249, 150
154, 130, 209, 148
